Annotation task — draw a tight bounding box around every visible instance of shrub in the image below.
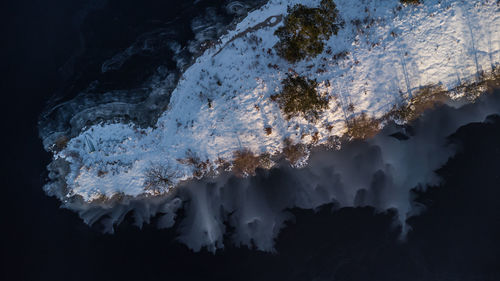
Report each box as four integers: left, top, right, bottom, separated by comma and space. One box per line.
144, 165, 173, 194
271, 75, 329, 121
177, 150, 209, 178
274, 0, 341, 62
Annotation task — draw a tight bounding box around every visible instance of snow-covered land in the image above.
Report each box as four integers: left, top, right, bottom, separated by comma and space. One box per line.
46, 0, 500, 203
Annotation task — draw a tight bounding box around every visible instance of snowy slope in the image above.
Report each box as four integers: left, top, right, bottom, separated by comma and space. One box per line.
49, 0, 500, 202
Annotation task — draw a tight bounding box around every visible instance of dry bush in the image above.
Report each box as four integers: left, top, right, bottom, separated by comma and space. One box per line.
265, 127, 273, 135
283, 138, 308, 166
144, 165, 173, 194
177, 150, 209, 178
232, 149, 261, 177
346, 112, 380, 140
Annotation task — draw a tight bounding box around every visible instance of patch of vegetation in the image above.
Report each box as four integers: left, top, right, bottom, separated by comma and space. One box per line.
271, 75, 329, 121
346, 112, 380, 140
144, 165, 173, 195
389, 68, 500, 124
177, 150, 210, 179
391, 84, 448, 122
264, 126, 273, 135
454, 68, 500, 101
232, 149, 275, 177
232, 149, 262, 177
274, 0, 341, 62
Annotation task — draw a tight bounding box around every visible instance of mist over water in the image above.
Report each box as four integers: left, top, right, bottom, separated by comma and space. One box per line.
69, 91, 500, 252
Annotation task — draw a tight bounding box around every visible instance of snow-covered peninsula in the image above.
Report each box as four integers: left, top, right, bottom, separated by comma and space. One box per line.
44, 0, 499, 205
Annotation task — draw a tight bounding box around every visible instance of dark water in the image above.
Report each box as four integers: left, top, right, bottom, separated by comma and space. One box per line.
3, 0, 500, 280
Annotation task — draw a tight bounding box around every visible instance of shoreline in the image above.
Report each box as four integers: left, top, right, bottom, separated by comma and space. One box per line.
58, 75, 500, 213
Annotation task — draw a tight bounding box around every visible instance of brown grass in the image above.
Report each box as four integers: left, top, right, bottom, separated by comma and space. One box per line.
231, 149, 276, 177
346, 112, 380, 140
144, 165, 173, 194
232, 149, 261, 177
